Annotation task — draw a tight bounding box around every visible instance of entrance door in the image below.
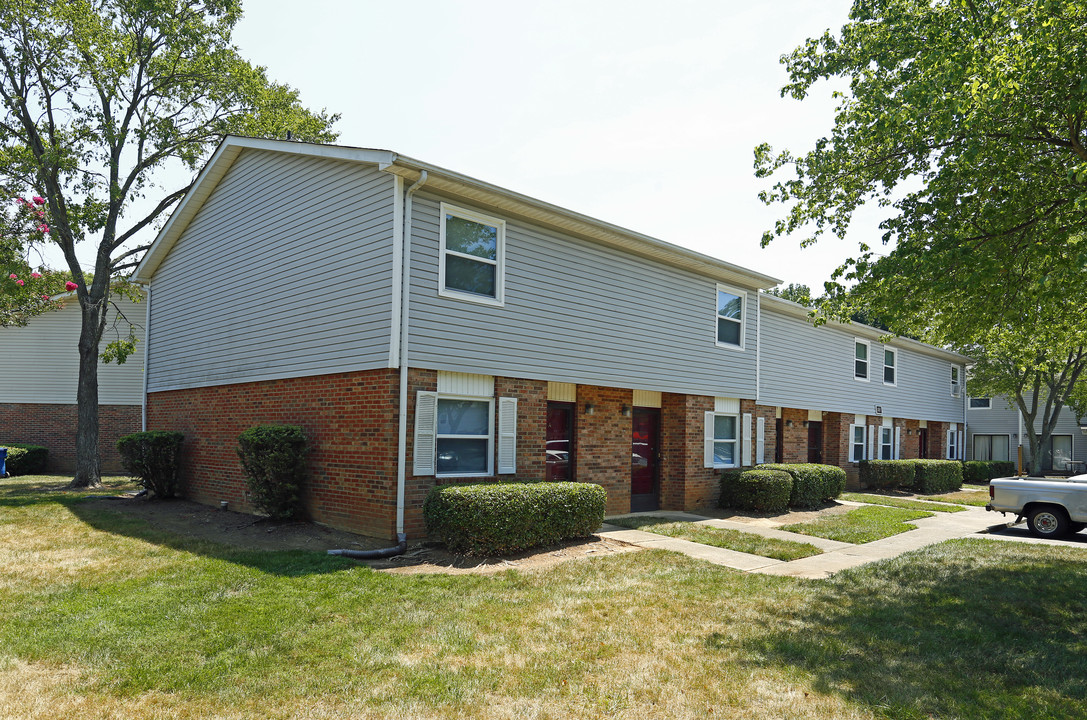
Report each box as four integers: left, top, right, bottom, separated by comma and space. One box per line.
631, 407, 661, 512
546, 402, 575, 482
807, 421, 823, 463
918, 428, 929, 459
1041, 434, 1073, 471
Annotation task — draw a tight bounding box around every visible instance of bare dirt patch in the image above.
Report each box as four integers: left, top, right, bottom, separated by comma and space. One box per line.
84, 493, 637, 575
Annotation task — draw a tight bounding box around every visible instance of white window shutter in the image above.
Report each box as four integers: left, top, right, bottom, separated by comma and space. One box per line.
848, 424, 858, 462
742, 413, 753, 467
894, 426, 901, 460
413, 391, 439, 476
704, 411, 716, 468
756, 417, 765, 464
497, 397, 517, 474
868, 425, 876, 460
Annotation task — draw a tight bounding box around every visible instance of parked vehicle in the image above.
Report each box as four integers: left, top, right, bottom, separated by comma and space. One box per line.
987, 475, 1087, 538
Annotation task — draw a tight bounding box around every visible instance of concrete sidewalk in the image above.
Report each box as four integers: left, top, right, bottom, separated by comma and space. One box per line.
598, 503, 1011, 580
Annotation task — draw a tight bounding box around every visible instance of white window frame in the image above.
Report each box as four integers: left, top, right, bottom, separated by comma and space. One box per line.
854, 339, 870, 382
714, 284, 747, 351
968, 397, 991, 410
438, 202, 505, 307
849, 423, 867, 462
883, 347, 897, 386
880, 426, 894, 460
950, 365, 961, 397
435, 394, 495, 478
947, 425, 959, 460
705, 411, 741, 468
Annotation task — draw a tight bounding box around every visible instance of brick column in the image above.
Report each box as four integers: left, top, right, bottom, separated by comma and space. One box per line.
576, 385, 633, 516
780, 407, 809, 463
660, 393, 716, 510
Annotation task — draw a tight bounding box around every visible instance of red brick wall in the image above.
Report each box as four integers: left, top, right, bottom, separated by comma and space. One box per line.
751, 403, 778, 465
929, 421, 949, 459
575, 385, 633, 516
147, 369, 401, 539
0, 403, 140, 473
779, 407, 810, 464
902, 419, 921, 459
660, 393, 716, 510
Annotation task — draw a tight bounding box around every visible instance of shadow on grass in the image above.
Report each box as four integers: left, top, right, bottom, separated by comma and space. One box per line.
717, 539, 1087, 719
0, 478, 366, 578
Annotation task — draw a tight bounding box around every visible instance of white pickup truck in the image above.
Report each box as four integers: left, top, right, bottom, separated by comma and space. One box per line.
987, 475, 1087, 538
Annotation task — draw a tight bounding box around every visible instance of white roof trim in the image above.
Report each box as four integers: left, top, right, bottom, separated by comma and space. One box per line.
134, 135, 781, 289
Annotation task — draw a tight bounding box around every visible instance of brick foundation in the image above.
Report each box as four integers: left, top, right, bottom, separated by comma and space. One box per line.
147, 369, 401, 539
0, 402, 140, 473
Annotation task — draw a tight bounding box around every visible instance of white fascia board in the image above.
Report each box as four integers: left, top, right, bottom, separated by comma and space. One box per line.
759, 292, 973, 365
132, 135, 395, 283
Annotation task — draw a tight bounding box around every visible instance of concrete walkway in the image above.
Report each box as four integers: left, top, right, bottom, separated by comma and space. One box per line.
598, 502, 1014, 580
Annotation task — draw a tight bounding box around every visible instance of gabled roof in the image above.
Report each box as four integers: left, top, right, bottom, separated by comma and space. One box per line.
134, 135, 782, 289
760, 292, 973, 364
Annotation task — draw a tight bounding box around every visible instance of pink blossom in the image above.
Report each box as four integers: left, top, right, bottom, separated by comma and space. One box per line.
30, 272, 41, 279
41, 294, 49, 300
15, 279, 23, 286
32, 196, 44, 205
36, 210, 44, 218
37, 223, 49, 233
65, 281, 78, 291
7, 273, 15, 280
15, 197, 25, 205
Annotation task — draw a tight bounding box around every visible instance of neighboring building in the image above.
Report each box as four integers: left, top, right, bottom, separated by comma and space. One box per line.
132, 136, 969, 540
966, 395, 1086, 473
0, 293, 146, 472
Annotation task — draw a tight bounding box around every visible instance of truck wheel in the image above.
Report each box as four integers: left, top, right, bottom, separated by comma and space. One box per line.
1026, 506, 1070, 539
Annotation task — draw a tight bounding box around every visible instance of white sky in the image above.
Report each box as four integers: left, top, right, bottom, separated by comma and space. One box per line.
64, 0, 889, 292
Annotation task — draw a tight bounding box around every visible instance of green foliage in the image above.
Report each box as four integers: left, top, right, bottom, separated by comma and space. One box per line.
1, 443, 47, 475
859, 460, 916, 490
913, 460, 964, 495
756, 463, 845, 507
719, 469, 793, 513
236, 425, 308, 520
606, 515, 822, 561
115, 431, 184, 498
782, 506, 935, 544
961, 460, 1017, 484
423, 481, 606, 555
764, 283, 812, 306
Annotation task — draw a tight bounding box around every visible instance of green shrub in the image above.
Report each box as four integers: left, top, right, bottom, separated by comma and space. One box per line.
423, 481, 606, 555
237, 425, 308, 520
859, 460, 916, 489
116, 431, 184, 498
1, 443, 48, 475
718, 468, 745, 508
962, 460, 1016, 483
913, 459, 963, 494
756, 463, 846, 507
720, 469, 792, 513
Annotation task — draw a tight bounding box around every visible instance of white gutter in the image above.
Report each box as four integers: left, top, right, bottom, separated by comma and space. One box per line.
755, 292, 761, 403
395, 170, 428, 538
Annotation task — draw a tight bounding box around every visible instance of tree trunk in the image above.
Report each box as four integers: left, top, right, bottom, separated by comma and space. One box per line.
69, 299, 103, 488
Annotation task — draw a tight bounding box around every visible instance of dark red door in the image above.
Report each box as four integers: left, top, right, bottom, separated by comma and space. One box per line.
919, 428, 929, 459
631, 407, 661, 512
546, 402, 575, 482
807, 422, 823, 463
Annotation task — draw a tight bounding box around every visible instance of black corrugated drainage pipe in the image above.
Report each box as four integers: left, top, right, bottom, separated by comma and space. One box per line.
328, 533, 407, 560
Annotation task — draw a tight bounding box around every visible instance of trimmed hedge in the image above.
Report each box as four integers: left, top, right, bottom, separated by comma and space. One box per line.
859, 460, 916, 490
237, 425, 309, 520
116, 431, 184, 498
719, 468, 792, 513
756, 463, 846, 507
2, 444, 48, 475
423, 481, 606, 555
962, 460, 1017, 484
913, 459, 963, 494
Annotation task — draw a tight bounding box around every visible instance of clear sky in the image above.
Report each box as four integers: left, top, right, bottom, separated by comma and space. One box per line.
69, 0, 888, 292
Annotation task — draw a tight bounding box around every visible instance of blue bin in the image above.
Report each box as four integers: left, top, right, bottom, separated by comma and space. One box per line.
0, 447, 6, 477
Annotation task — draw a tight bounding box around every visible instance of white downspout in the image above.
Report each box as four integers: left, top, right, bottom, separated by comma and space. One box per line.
395, 170, 428, 538
141, 284, 151, 431
755, 292, 761, 404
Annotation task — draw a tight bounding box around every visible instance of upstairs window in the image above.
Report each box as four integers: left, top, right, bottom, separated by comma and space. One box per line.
439, 203, 505, 305
950, 366, 961, 397
969, 397, 991, 409
854, 339, 870, 381
716, 285, 746, 349
883, 348, 897, 386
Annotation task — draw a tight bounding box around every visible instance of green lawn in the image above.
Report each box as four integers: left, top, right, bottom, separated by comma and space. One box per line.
929, 489, 991, 507
607, 515, 823, 561
781, 505, 935, 544
1, 475, 1086, 719
841, 492, 966, 512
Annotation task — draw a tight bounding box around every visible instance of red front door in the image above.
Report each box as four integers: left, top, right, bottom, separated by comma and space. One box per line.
631, 407, 661, 512
546, 402, 575, 482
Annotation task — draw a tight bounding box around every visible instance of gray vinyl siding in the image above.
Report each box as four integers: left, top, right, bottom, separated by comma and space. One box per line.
146, 149, 396, 392
967, 395, 1087, 467
406, 193, 758, 397
0, 295, 145, 405
759, 307, 964, 422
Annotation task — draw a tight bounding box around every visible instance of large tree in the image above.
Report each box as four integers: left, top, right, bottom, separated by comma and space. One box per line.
756, 0, 1087, 472
0, 0, 337, 487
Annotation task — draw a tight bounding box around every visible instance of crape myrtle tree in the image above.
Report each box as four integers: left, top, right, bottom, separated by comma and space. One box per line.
0, 191, 75, 324
755, 0, 1087, 473
0, 0, 338, 487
